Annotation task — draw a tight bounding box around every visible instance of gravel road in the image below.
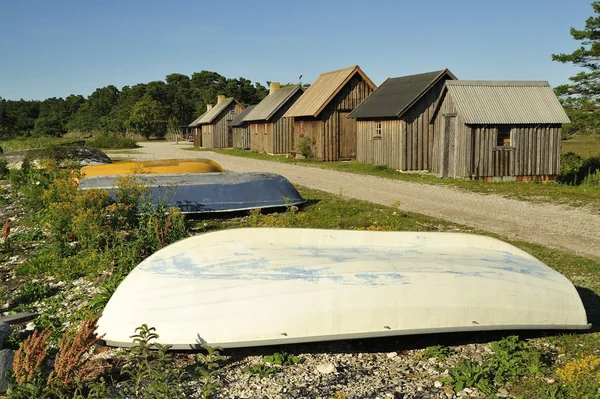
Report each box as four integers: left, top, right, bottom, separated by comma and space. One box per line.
112, 141, 600, 259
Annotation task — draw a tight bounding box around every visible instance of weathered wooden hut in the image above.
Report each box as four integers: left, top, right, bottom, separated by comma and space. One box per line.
196, 95, 244, 149
187, 106, 210, 147
243, 82, 304, 154
230, 105, 256, 150
429, 80, 571, 181
349, 69, 456, 171
284, 65, 377, 161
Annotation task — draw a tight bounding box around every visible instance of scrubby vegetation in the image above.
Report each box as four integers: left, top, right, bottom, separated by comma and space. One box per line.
1, 150, 599, 398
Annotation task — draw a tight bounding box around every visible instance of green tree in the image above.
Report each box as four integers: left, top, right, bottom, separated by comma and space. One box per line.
127, 95, 167, 139
552, 1, 600, 135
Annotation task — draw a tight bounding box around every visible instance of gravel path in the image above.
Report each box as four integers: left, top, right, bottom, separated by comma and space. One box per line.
112, 141, 600, 259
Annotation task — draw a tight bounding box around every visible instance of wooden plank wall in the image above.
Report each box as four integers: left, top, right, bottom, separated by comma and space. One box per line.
201, 124, 213, 148
270, 90, 302, 154
318, 74, 375, 161
210, 103, 244, 148
193, 126, 202, 147
232, 126, 250, 149
431, 92, 469, 177
464, 124, 561, 178
250, 123, 267, 152
401, 78, 448, 171
291, 118, 324, 159
356, 120, 404, 169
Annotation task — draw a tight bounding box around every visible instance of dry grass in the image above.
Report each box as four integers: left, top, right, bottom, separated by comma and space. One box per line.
12, 328, 52, 385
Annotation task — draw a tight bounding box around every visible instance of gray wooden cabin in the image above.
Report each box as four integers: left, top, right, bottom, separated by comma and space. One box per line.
243, 82, 304, 154
284, 65, 377, 161
188, 107, 209, 147
349, 69, 456, 171
195, 95, 244, 148
230, 104, 256, 150
430, 81, 571, 181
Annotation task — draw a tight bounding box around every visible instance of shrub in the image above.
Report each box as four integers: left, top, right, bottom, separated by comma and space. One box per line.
582, 169, 600, 186
297, 135, 314, 159
86, 133, 139, 149
0, 157, 8, 179
443, 336, 548, 395
559, 152, 600, 185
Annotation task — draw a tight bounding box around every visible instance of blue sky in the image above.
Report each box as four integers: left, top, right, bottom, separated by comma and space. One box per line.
0, 0, 593, 101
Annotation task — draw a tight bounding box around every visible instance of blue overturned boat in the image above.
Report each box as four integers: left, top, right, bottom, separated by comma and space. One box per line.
78, 172, 306, 214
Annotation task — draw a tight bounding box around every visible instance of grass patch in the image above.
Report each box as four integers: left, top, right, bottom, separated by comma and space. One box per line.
187, 147, 600, 211
562, 134, 600, 158
1, 136, 83, 153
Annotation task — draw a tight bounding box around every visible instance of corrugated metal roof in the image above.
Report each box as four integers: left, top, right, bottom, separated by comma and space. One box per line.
243, 85, 303, 122
229, 105, 256, 127
188, 111, 207, 127
349, 69, 455, 119
196, 98, 236, 125
444, 81, 570, 124
284, 65, 377, 118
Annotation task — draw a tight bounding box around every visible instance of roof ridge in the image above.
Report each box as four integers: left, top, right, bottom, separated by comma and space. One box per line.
319, 65, 359, 76
446, 80, 550, 87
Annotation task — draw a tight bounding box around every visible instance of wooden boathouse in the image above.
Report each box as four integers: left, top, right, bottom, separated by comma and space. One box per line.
243, 82, 304, 154
230, 105, 256, 150
349, 69, 456, 171
195, 95, 244, 149
284, 65, 377, 161
429, 80, 571, 181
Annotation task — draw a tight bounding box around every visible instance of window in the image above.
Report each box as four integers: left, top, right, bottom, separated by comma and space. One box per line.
497, 126, 511, 147
374, 121, 382, 138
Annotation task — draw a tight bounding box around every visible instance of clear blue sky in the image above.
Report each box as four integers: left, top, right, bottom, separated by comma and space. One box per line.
0, 0, 593, 101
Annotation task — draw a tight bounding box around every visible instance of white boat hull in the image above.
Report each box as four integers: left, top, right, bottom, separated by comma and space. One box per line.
97, 228, 590, 349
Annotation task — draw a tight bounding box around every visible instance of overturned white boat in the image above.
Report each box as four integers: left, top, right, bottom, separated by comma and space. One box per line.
97, 228, 590, 349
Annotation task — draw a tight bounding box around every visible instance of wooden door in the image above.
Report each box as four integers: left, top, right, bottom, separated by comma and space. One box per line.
338, 112, 356, 160
444, 116, 457, 178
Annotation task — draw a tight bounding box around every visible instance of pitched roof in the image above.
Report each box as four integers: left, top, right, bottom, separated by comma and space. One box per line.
229, 105, 257, 127
243, 85, 303, 122
188, 111, 207, 127
196, 97, 237, 125
432, 81, 571, 124
284, 65, 377, 118
348, 69, 456, 119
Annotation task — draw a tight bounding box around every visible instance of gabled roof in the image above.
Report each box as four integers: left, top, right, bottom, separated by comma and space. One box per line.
430, 80, 571, 124
348, 69, 456, 119
243, 85, 303, 122
284, 65, 377, 118
229, 105, 257, 127
188, 111, 207, 127
196, 98, 237, 125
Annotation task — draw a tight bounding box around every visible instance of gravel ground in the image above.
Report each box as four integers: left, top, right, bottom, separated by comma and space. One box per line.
112, 141, 600, 260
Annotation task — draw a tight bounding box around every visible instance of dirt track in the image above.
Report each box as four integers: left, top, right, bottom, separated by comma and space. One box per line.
112, 141, 600, 259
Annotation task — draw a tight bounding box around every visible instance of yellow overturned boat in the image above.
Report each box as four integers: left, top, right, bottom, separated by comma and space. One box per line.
80, 158, 224, 178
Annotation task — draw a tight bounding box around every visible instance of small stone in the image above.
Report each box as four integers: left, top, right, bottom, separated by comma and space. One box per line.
316, 362, 336, 374
25, 322, 35, 331
497, 388, 509, 397
434, 381, 443, 388
0, 322, 11, 349
457, 390, 468, 397
386, 351, 398, 359
0, 349, 15, 394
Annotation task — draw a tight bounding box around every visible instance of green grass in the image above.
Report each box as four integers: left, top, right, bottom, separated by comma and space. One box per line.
562, 134, 600, 158
1, 136, 84, 153
186, 147, 600, 211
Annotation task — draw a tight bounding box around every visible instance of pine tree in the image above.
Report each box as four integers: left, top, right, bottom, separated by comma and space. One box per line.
552, 1, 600, 135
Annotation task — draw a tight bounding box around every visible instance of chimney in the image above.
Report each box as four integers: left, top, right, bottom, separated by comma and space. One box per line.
206, 104, 213, 111
269, 82, 280, 95
217, 95, 226, 103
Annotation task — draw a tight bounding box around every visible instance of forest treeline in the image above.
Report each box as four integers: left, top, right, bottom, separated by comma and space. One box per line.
0, 71, 272, 140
